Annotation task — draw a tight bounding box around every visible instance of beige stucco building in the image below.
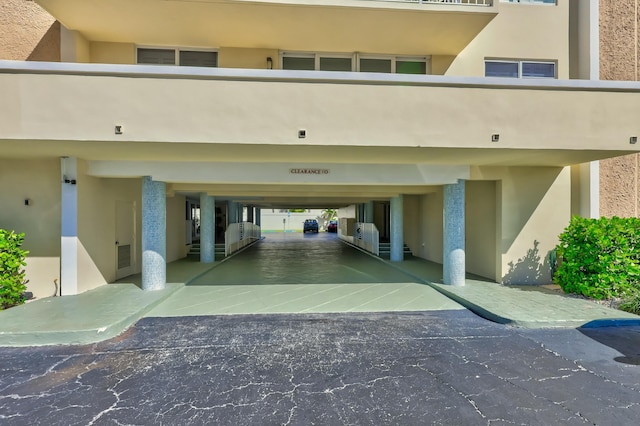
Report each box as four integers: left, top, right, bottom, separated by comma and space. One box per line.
1, 0, 639, 299
598, 0, 640, 217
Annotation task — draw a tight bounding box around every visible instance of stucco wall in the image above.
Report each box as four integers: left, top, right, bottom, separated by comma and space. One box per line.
77, 172, 186, 293
470, 166, 571, 285
77, 166, 143, 292
219, 47, 280, 69
402, 195, 419, 257
261, 210, 325, 232
402, 182, 497, 282
600, 0, 638, 81
166, 194, 187, 262
90, 42, 135, 65
61, 28, 90, 63
599, 0, 640, 218
466, 180, 497, 281
600, 155, 639, 217
447, 1, 569, 78
0, 0, 59, 61
422, 189, 444, 265
0, 159, 61, 298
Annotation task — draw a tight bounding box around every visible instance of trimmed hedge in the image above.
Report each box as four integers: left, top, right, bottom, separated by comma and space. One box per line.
0, 230, 29, 310
554, 216, 640, 300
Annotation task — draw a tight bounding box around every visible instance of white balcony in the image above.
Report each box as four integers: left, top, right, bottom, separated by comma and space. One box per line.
363, 0, 492, 5
36, 0, 497, 57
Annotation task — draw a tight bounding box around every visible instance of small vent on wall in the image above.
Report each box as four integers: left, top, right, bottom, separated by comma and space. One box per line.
117, 245, 131, 269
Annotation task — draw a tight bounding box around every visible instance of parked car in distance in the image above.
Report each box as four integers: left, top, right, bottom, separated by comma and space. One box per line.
303, 219, 319, 233
327, 220, 338, 233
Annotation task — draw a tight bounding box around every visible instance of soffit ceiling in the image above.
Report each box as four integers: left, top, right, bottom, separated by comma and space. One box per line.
35, 0, 496, 56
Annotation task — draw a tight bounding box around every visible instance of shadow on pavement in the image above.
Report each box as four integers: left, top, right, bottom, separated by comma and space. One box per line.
579, 325, 640, 365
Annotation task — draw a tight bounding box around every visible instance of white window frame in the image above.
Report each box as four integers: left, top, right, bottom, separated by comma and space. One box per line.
136, 46, 219, 67
280, 51, 431, 74
318, 54, 356, 72
281, 52, 355, 71
485, 59, 557, 79
357, 54, 431, 74
500, 0, 557, 4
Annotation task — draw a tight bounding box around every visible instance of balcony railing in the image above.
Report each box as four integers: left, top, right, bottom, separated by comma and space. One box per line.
364, 0, 492, 5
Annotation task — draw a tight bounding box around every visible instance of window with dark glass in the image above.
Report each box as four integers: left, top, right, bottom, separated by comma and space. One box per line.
319, 57, 352, 72
282, 56, 315, 70
137, 48, 217, 67
360, 58, 392, 74
180, 51, 217, 67
485, 60, 556, 78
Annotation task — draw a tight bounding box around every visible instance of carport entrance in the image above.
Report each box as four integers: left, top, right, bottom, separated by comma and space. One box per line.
191, 232, 407, 285
146, 233, 463, 316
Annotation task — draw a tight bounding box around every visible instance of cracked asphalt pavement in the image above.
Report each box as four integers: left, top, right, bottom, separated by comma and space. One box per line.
1, 311, 640, 425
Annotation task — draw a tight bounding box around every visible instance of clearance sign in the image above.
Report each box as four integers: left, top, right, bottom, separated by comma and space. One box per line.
289, 168, 330, 175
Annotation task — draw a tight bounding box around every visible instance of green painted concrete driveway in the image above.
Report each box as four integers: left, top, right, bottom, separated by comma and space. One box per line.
148, 233, 462, 316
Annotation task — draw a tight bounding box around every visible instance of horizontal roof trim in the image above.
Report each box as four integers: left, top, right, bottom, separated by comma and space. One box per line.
1, 60, 640, 93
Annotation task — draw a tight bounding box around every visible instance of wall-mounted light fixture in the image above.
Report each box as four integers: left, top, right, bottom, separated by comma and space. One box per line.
491, 134, 500, 142
631, 136, 638, 144
266, 57, 273, 70
115, 125, 123, 135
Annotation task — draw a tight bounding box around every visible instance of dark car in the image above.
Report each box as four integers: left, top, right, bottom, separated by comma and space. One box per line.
303, 219, 319, 233
327, 220, 338, 233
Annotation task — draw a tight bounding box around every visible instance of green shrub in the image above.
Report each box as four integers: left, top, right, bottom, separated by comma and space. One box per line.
0, 230, 29, 310
554, 216, 640, 300
620, 292, 640, 315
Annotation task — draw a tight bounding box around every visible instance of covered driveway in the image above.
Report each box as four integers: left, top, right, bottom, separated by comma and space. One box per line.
147, 233, 462, 316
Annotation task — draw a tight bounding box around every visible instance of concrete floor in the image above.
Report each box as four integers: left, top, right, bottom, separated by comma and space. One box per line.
148, 233, 462, 316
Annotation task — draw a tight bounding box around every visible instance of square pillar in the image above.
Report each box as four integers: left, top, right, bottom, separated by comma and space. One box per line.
60, 157, 78, 295
444, 180, 465, 286
142, 176, 166, 291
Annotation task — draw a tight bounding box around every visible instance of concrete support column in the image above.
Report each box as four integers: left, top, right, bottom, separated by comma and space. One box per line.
247, 205, 254, 223
580, 162, 600, 219
200, 193, 214, 263
390, 195, 404, 262
255, 208, 261, 227
228, 201, 237, 225
60, 157, 78, 296
364, 201, 374, 223
142, 176, 166, 291
238, 203, 243, 223
443, 180, 465, 286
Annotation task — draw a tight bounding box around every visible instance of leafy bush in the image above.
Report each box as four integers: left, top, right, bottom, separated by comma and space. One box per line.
554, 216, 640, 300
620, 292, 640, 315
0, 230, 29, 310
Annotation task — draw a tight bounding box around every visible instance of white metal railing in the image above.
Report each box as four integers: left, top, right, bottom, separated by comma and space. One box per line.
225, 222, 261, 256
366, 0, 492, 6
354, 222, 380, 256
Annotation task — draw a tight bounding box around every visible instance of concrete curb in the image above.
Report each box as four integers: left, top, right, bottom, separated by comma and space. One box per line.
0, 238, 265, 348
0, 284, 183, 347
337, 239, 640, 329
